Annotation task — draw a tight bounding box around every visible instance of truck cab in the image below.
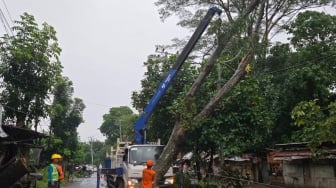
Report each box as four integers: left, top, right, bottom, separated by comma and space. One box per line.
120, 144, 173, 188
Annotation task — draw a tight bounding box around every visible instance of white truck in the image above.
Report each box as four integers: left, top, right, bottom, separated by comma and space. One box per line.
104, 139, 173, 188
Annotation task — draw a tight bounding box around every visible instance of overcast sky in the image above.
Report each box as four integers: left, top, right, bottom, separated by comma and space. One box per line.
1, 0, 189, 142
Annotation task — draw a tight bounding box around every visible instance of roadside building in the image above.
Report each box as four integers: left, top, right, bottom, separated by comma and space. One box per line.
267, 142, 336, 188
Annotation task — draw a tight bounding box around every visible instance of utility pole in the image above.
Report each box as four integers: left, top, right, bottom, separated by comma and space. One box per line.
119, 120, 122, 141
89, 137, 94, 169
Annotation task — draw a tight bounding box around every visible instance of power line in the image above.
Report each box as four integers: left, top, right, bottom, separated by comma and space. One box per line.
0, 7, 13, 36
256, 53, 336, 77
0, 8, 10, 36
1, 0, 13, 23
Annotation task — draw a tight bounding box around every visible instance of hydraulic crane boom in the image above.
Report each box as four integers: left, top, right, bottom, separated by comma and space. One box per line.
134, 7, 222, 144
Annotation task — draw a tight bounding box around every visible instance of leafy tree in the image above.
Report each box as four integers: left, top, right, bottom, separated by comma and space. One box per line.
71, 140, 108, 167
263, 10, 336, 145
99, 106, 137, 144
149, 0, 333, 181
285, 11, 336, 148
49, 76, 85, 159
292, 100, 336, 149
207, 77, 274, 154
73, 142, 88, 164
132, 55, 198, 144
0, 13, 62, 128
286, 10, 336, 52
91, 140, 109, 166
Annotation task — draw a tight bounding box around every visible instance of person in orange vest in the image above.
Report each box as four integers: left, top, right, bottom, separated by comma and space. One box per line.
141, 160, 156, 188
48, 154, 61, 188
55, 154, 64, 188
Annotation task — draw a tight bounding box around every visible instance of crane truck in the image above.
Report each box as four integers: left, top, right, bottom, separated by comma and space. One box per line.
101, 7, 222, 188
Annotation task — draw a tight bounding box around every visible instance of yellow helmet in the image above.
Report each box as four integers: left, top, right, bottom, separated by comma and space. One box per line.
51, 153, 62, 159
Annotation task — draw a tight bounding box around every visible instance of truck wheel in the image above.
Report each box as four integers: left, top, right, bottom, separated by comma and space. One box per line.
116, 179, 124, 188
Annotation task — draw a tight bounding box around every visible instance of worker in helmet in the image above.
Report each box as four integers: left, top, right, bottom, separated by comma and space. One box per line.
141, 160, 156, 188
48, 154, 60, 188
48, 153, 64, 188
55, 154, 64, 188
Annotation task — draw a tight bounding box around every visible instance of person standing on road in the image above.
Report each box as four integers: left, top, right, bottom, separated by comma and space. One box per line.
141, 160, 156, 188
48, 154, 61, 188
55, 154, 64, 188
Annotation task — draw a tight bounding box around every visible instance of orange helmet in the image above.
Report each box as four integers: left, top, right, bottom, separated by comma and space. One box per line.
146, 160, 153, 167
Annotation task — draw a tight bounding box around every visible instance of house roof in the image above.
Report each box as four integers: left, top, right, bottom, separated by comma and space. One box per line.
268, 142, 336, 161
0, 125, 48, 143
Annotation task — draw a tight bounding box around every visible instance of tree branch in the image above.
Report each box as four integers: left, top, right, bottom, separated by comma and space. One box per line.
187, 0, 261, 97
196, 50, 253, 118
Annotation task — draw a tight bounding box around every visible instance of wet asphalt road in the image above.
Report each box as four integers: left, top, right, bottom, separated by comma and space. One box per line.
63, 173, 107, 188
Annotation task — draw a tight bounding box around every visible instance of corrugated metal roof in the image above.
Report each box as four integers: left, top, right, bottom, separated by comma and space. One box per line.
269, 142, 336, 161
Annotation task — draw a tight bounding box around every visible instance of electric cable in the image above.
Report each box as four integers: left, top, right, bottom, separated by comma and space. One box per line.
1, 0, 13, 23
0, 7, 13, 36
0, 8, 10, 36
256, 52, 335, 77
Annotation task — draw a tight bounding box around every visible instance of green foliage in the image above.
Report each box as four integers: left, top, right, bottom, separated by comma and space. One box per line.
36, 165, 69, 188
131, 3, 336, 168
99, 106, 137, 144
149, 1, 334, 156
0, 12, 62, 126
132, 55, 198, 144
90, 140, 108, 166
135, 1, 336, 183
285, 11, 336, 51
48, 76, 85, 159
292, 100, 336, 148
264, 10, 336, 145
189, 76, 274, 155
36, 166, 48, 188
69, 141, 108, 165
173, 173, 191, 188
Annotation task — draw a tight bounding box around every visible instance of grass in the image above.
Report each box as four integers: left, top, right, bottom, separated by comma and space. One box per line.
35, 166, 70, 188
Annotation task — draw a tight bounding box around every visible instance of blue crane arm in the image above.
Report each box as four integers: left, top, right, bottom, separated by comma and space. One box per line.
134, 7, 222, 144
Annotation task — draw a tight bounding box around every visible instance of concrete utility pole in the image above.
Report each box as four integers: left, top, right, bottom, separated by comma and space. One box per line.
118, 120, 122, 141
89, 137, 94, 168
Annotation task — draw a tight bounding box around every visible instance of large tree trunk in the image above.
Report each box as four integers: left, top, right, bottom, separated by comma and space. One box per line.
154, 119, 185, 179
153, 0, 330, 184
155, 51, 253, 183
154, 0, 262, 183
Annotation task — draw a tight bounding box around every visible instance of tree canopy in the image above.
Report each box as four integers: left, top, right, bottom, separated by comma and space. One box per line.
286, 11, 336, 148
144, 0, 336, 181
48, 76, 85, 158
0, 12, 88, 168
99, 106, 138, 144
132, 54, 198, 144
0, 12, 62, 127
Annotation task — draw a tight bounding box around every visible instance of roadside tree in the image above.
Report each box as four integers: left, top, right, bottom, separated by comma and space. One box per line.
0, 13, 62, 128
150, 0, 334, 181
